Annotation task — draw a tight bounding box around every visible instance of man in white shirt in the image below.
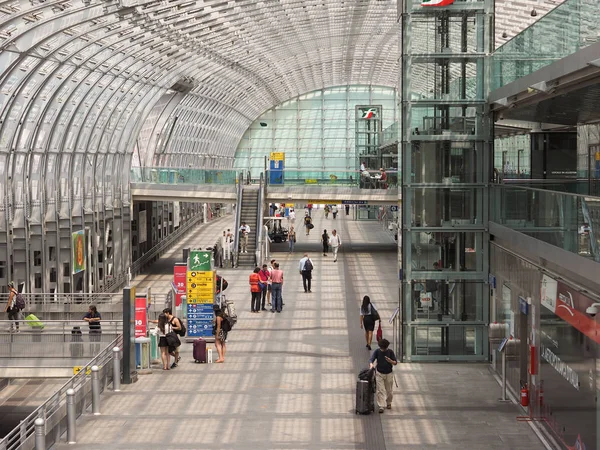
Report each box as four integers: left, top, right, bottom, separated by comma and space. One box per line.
239, 223, 251, 253
298, 253, 313, 293
329, 229, 342, 262
288, 209, 296, 226
360, 161, 366, 171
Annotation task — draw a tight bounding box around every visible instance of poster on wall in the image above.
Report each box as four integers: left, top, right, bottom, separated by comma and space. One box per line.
139, 210, 147, 244
501, 284, 513, 337
72, 230, 86, 274
173, 202, 180, 228
539, 279, 597, 449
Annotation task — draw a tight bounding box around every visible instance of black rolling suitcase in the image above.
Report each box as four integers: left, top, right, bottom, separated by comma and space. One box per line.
355, 368, 375, 414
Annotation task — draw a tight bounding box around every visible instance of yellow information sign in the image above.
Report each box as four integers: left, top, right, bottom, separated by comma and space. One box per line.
73, 366, 92, 375
304, 179, 318, 184
270, 152, 284, 161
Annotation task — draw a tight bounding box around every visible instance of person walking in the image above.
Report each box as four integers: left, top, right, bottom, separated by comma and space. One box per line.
298, 253, 314, 293
288, 226, 296, 253
270, 262, 284, 313
163, 308, 183, 368
345, 204, 350, 215
258, 264, 270, 311
359, 296, 380, 350
249, 267, 261, 313
239, 222, 251, 253
307, 203, 313, 217
329, 229, 342, 262
5, 282, 20, 333
369, 338, 398, 413
304, 213, 313, 236
331, 204, 338, 219
321, 229, 329, 256
288, 208, 296, 227
324, 205, 330, 219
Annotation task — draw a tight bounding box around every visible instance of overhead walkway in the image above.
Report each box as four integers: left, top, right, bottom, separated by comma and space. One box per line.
130, 167, 399, 205
489, 0, 600, 126
53, 215, 545, 450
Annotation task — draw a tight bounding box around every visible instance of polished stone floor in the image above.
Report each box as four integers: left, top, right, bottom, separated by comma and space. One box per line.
54, 208, 545, 449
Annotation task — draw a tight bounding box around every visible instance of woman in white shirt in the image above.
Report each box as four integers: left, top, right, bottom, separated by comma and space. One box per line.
152, 313, 174, 370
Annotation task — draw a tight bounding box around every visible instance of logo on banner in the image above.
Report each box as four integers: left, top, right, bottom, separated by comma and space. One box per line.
360, 108, 377, 119
557, 290, 575, 317
421, 0, 455, 6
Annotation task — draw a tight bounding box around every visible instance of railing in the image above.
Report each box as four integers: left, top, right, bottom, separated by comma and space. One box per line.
233, 171, 243, 268
0, 335, 123, 450
491, 184, 600, 261
503, 178, 600, 197
131, 167, 238, 185
0, 320, 122, 358
255, 173, 265, 267
492, 0, 600, 90
266, 168, 399, 188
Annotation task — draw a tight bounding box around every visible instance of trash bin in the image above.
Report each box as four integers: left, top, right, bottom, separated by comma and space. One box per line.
135, 337, 152, 374
149, 333, 160, 363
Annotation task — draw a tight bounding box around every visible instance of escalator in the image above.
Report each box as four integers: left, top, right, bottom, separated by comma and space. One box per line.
237, 186, 259, 267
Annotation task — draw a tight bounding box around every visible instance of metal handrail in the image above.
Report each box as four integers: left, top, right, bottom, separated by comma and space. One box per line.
0, 334, 123, 450
255, 172, 265, 267
233, 171, 243, 268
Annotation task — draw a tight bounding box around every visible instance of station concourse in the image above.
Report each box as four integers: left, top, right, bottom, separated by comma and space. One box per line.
50, 213, 545, 450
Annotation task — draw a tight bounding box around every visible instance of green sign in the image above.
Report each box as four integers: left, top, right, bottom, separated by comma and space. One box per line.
189, 250, 212, 271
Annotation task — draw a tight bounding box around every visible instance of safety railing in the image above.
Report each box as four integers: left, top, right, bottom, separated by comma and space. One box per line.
0, 320, 122, 358
491, 184, 600, 261
503, 178, 600, 197
255, 173, 266, 267
131, 167, 238, 185
0, 293, 118, 306
491, 0, 600, 90
265, 168, 399, 189
0, 334, 123, 450
233, 171, 243, 268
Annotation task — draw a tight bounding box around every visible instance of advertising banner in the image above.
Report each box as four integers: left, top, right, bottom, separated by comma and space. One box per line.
134, 296, 147, 338
540, 274, 557, 313
72, 230, 86, 274
174, 264, 187, 307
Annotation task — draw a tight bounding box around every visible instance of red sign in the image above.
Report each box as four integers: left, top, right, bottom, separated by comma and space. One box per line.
134, 296, 147, 338
553, 281, 600, 345
174, 264, 187, 306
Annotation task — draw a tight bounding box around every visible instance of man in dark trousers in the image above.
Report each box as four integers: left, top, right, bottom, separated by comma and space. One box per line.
369, 338, 397, 413
298, 253, 314, 293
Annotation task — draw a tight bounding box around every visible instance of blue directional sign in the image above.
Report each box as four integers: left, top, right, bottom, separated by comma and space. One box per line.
187, 302, 214, 337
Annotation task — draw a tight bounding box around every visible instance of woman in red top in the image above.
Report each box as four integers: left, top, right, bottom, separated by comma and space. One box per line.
249, 267, 262, 313
258, 264, 270, 311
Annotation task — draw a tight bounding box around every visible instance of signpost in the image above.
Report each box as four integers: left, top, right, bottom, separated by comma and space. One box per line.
186, 251, 216, 340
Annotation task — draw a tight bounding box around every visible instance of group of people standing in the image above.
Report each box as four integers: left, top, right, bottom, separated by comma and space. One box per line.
249, 259, 285, 313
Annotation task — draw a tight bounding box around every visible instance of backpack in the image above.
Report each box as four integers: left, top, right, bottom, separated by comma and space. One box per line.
222, 299, 237, 330
172, 317, 186, 337
15, 292, 25, 311
304, 258, 313, 271
217, 276, 228, 293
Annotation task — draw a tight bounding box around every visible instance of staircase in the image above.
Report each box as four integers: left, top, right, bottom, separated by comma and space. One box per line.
238, 186, 259, 267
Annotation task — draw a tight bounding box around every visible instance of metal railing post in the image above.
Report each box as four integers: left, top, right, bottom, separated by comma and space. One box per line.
66, 388, 76, 444
91, 365, 101, 415
112, 347, 121, 392
34, 418, 45, 450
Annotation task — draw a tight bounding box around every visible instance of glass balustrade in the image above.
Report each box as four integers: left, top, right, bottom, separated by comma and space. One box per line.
491, 185, 600, 261
265, 169, 399, 189
492, 0, 600, 90
131, 167, 238, 185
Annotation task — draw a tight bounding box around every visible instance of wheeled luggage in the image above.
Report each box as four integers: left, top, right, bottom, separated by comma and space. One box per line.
24, 314, 44, 329
355, 368, 375, 414
193, 338, 207, 363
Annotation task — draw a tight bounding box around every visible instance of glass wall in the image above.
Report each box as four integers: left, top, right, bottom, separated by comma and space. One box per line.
234, 86, 397, 177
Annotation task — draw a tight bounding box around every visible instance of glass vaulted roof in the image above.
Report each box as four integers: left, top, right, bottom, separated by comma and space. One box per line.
0, 0, 562, 168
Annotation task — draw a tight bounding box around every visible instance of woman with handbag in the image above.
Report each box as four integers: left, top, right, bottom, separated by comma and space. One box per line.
152, 313, 176, 370
288, 226, 296, 253
359, 295, 380, 350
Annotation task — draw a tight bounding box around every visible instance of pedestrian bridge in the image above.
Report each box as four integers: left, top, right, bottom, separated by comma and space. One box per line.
130, 167, 400, 204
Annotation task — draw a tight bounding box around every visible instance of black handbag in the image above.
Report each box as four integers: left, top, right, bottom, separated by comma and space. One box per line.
166, 331, 181, 349
370, 305, 381, 322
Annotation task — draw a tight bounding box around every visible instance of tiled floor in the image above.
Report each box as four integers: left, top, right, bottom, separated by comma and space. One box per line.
53, 208, 545, 449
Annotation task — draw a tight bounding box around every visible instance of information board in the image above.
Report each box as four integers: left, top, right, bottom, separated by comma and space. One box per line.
186, 268, 215, 338
134, 295, 147, 338
174, 263, 187, 307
